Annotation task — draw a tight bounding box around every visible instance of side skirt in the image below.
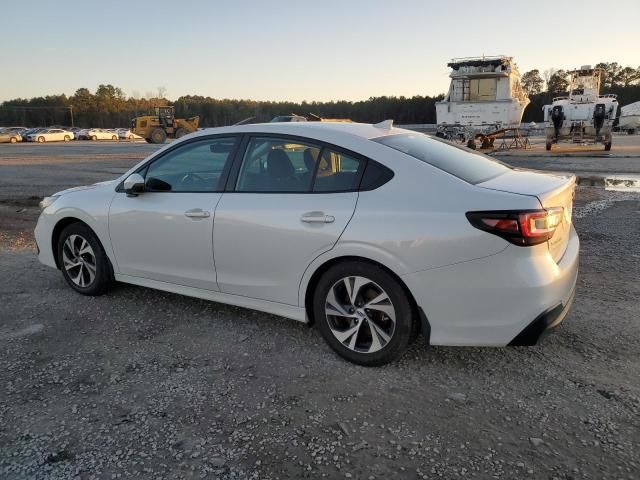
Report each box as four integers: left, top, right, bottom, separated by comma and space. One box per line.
115, 274, 308, 323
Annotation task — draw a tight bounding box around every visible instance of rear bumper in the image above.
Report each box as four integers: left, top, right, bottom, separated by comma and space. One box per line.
402, 224, 579, 346
508, 281, 576, 346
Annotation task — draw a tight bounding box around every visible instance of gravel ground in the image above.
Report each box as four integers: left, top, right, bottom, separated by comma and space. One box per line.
0, 145, 639, 479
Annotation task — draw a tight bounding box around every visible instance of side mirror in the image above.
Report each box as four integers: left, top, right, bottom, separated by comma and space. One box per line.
123, 173, 145, 196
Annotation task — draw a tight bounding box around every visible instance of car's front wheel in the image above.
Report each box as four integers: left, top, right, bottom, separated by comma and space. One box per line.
57, 223, 112, 296
313, 261, 417, 366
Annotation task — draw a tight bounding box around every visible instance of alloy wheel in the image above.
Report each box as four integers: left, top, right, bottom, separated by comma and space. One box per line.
62, 234, 97, 287
325, 276, 396, 354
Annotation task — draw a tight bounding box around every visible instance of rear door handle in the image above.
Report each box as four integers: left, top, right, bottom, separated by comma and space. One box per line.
184, 208, 210, 219
301, 211, 335, 223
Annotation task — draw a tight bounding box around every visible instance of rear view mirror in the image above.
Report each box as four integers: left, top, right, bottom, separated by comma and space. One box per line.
123, 173, 145, 196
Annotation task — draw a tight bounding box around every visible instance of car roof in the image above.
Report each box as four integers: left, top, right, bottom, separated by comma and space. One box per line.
189, 121, 408, 142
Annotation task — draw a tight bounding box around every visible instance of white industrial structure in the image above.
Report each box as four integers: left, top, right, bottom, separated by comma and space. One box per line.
436, 56, 530, 145
543, 66, 618, 150
618, 101, 640, 134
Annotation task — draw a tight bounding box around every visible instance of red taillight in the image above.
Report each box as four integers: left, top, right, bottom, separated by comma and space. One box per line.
467, 208, 563, 246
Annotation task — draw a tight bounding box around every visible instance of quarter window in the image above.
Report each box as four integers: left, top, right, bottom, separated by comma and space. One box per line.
236, 137, 321, 192
144, 137, 237, 192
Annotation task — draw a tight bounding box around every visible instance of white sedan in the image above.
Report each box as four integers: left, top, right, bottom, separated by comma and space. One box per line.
117, 129, 143, 141
34, 122, 578, 365
26, 128, 75, 142
86, 129, 119, 141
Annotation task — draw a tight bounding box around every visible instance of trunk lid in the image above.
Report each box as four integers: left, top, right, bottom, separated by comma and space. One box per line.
477, 169, 575, 262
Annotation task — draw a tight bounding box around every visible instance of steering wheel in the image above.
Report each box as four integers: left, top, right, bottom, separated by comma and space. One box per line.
180, 172, 206, 187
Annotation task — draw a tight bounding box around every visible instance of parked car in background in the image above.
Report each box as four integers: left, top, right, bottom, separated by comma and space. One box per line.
20, 128, 42, 140
2, 126, 28, 135
26, 128, 74, 143
117, 129, 143, 140
75, 129, 90, 140
0, 131, 22, 143
34, 121, 578, 365
86, 129, 119, 141
69, 127, 83, 139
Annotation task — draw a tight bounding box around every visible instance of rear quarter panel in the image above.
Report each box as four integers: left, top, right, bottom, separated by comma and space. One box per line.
298, 144, 542, 305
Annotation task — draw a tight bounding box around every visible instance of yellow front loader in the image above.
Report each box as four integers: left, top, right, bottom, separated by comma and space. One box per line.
131, 106, 199, 144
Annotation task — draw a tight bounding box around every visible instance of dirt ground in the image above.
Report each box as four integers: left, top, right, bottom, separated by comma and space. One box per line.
0, 144, 639, 479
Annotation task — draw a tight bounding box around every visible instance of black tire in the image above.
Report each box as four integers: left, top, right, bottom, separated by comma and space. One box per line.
313, 261, 416, 366
175, 128, 189, 139
150, 128, 167, 144
57, 223, 112, 296
112, 135, 118, 141
10, 136, 17, 143
38, 136, 45, 143
64, 135, 70, 142
90, 135, 97, 141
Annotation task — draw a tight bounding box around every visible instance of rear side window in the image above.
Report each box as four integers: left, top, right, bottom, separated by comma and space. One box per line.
236, 137, 321, 192
313, 149, 364, 192
373, 133, 510, 184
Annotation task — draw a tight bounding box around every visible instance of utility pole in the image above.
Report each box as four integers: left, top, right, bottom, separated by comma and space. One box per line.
69, 105, 74, 127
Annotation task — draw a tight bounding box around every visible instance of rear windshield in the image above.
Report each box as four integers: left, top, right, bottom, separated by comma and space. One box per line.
372, 133, 510, 184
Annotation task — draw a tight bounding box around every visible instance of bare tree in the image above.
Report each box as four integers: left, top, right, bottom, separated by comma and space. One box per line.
542, 68, 557, 91
157, 86, 167, 99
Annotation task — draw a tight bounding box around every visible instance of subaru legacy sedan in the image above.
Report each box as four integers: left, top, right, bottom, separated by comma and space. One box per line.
35, 122, 578, 365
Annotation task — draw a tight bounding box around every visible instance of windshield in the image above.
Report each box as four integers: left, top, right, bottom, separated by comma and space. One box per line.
372, 133, 510, 184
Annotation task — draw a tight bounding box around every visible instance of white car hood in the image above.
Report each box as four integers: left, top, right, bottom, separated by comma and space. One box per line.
54, 179, 118, 197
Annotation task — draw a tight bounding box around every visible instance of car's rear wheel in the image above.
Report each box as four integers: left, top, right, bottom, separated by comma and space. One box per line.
313, 261, 416, 366
64, 135, 70, 142
38, 136, 45, 143
57, 223, 112, 296
91, 135, 97, 141
112, 135, 118, 141
10, 136, 17, 143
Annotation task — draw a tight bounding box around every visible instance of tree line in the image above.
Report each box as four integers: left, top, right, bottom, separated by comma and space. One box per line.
1, 62, 639, 128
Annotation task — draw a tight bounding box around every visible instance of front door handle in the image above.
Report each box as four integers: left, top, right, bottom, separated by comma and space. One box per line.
301, 211, 335, 224
184, 208, 210, 219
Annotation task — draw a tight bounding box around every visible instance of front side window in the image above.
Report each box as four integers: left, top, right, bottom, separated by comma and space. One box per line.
236, 137, 321, 192
145, 137, 237, 192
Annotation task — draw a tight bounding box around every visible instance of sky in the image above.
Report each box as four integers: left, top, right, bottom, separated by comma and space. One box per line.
1, 0, 639, 103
